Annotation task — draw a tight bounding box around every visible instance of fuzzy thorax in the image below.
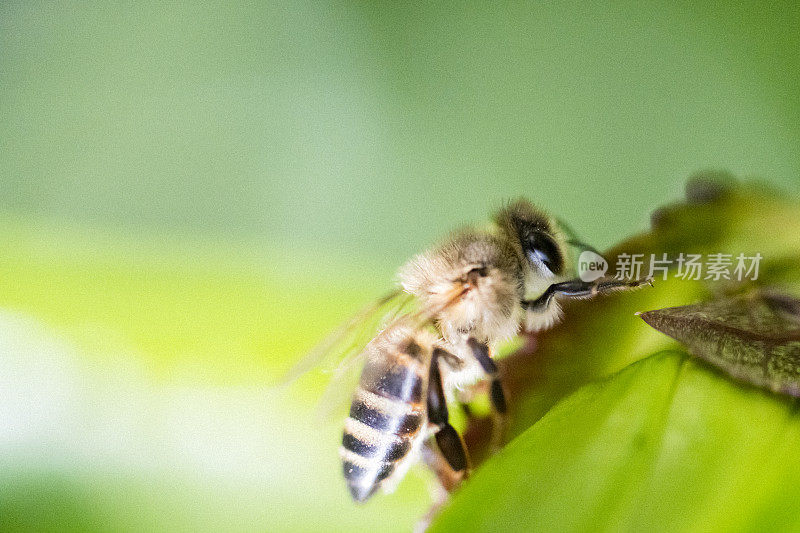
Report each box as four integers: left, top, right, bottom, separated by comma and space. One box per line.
398, 230, 524, 346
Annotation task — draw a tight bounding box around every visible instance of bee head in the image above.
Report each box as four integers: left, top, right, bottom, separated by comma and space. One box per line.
495, 199, 564, 277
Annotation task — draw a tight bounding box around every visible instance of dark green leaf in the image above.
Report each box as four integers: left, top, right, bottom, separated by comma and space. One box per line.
640, 292, 800, 397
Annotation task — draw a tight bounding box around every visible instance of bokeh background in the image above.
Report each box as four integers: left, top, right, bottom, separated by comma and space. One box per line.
1, 2, 798, 531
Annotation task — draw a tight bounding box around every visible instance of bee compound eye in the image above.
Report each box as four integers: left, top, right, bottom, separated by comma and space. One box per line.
525, 232, 563, 275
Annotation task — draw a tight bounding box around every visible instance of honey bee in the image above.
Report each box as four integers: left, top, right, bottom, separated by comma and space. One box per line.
298, 199, 649, 503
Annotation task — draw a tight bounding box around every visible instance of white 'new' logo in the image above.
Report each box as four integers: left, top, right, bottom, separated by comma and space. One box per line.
578, 250, 608, 282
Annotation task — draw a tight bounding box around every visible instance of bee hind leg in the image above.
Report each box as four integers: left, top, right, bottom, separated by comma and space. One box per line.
421, 439, 464, 494
412, 439, 467, 533
416, 349, 476, 532
428, 348, 470, 476
419, 364, 470, 533
466, 338, 508, 452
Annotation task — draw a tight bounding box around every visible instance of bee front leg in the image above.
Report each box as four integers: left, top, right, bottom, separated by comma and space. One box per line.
522, 277, 653, 314
428, 348, 470, 476
466, 338, 508, 452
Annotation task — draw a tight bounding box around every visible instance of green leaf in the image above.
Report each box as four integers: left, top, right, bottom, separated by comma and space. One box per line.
433, 350, 800, 532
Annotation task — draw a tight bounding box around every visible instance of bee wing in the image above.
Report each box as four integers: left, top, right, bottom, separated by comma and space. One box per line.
311, 285, 473, 422
282, 288, 416, 379
280, 290, 418, 422
284, 282, 468, 424
314, 312, 438, 423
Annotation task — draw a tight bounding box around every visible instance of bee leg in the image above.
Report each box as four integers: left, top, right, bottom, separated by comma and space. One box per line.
466, 338, 508, 452
415, 441, 463, 533
419, 369, 467, 531
421, 440, 464, 494
428, 348, 470, 476
522, 277, 653, 313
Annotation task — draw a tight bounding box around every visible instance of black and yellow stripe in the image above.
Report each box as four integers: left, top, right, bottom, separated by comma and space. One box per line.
341, 342, 428, 502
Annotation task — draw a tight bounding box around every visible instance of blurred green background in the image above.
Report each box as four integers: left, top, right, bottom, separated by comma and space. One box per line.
1, 1, 798, 532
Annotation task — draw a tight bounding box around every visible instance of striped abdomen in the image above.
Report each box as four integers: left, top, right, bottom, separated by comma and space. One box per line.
341, 338, 428, 502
